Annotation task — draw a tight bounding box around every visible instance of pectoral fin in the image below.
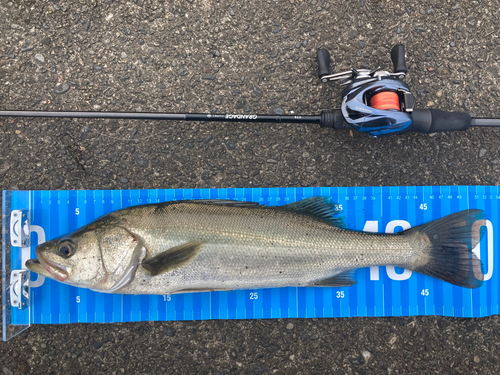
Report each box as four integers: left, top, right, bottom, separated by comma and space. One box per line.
311, 270, 356, 287
142, 241, 203, 276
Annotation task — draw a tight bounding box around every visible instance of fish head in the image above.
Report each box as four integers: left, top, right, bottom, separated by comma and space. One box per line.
26, 216, 144, 291
26, 226, 105, 289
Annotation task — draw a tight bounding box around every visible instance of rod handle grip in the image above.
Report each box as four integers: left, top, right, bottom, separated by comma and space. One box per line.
411, 109, 471, 134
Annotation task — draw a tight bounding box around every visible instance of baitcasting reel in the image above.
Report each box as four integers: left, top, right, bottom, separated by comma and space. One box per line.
316, 44, 486, 137
318, 44, 416, 137
0, 44, 499, 137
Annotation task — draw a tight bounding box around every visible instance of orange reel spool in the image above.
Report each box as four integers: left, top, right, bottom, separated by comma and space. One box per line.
370, 92, 401, 110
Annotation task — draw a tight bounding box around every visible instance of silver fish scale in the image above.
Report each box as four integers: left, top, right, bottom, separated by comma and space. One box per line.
103, 202, 418, 294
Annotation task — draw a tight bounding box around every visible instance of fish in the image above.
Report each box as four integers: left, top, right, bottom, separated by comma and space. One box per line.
25, 197, 486, 295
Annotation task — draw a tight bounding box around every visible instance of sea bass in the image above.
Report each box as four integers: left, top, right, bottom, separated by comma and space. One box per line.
26, 197, 485, 294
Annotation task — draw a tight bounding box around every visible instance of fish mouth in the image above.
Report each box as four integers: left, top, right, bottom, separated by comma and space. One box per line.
29, 248, 69, 282
25, 259, 52, 278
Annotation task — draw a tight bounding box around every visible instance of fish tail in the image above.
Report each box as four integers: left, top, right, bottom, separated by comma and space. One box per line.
408, 209, 486, 289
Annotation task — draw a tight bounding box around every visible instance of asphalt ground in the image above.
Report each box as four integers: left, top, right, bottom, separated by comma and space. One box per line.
1, 0, 500, 374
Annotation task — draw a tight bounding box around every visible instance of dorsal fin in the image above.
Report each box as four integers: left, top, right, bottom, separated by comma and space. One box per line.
282, 197, 347, 228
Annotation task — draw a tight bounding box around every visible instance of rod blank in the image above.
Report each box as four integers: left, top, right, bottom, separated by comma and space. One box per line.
471, 118, 500, 127
0, 110, 186, 120
1, 110, 500, 128
0, 110, 321, 125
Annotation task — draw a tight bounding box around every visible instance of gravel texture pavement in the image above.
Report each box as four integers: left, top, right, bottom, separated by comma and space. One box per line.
1, 0, 500, 374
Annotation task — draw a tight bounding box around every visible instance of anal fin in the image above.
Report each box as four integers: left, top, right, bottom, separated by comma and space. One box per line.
142, 241, 203, 276
312, 270, 356, 287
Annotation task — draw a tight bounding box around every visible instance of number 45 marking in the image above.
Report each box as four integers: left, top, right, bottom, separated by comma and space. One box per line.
419, 203, 428, 210
421, 289, 429, 296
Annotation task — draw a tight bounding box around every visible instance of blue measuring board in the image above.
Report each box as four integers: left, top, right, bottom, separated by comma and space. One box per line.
4, 186, 498, 325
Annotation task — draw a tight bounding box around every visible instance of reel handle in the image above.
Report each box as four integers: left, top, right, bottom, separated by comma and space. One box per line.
317, 49, 332, 78
390, 44, 407, 75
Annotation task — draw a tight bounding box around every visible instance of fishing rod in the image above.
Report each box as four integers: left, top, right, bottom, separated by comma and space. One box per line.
1, 44, 499, 137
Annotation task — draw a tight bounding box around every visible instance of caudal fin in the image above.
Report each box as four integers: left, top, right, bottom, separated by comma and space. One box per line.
408, 209, 486, 289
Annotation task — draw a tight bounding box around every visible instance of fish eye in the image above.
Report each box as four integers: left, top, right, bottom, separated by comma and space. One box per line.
58, 240, 75, 258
